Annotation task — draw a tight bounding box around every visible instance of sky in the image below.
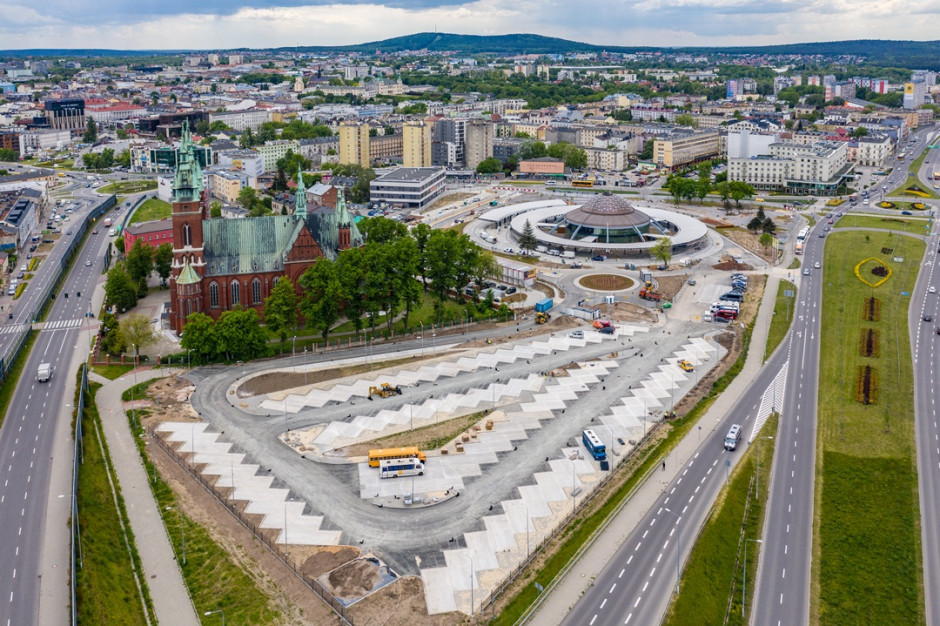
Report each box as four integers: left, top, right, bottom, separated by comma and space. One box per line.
0, 0, 937, 51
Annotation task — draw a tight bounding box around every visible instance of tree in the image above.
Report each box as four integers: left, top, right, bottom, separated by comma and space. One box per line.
300, 259, 342, 339
762, 216, 777, 235
264, 277, 298, 344
104, 264, 137, 311
239, 127, 255, 149
519, 219, 538, 251
368, 127, 378, 137
117, 149, 131, 168
0, 148, 16, 162
120, 314, 158, 358
83, 118, 98, 143
114, 236, 126, 255
210, 201, 222, 218
729, 181, 754, 210
153, 243, 174, 286
411, 222, 432, 291
851, 126, 869, 138
639, 139, 654, 160
651, 237, 672, 268
214, 307, 269, 361
518, 140, 548, 160
476, 157, 502, 175
675, 113, 698, 127
98, 310, 126, 356
747, 208, 767, 232
759, 232, 774, 250
125, 239, 154, 289
180, 312, 218, 362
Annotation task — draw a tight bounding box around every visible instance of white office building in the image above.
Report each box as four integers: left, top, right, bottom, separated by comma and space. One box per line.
369, 167, 446, 210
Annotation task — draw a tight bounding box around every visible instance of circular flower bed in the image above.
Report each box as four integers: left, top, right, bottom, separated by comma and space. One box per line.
879, 201, 896, 209
913, 202, 927, 210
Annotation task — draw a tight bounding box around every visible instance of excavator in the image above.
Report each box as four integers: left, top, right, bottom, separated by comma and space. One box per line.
639, 280, 663, 302
535, 311, 551, 324
368, 383, 403, 400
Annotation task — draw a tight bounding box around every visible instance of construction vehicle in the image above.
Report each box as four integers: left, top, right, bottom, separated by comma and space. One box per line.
663, 410, 677, 420
368, 383, 403, 399
592, 319, 612, 329
639, 281, 663, 302
535, 311, 551, 324
678, 360, 694, 372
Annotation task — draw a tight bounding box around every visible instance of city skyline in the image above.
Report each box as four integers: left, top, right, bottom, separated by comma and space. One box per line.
2, 0, 940, 51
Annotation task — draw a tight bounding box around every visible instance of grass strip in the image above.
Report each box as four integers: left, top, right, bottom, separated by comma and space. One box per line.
835, 214, 932, 235
812, 230, 923, 623
92, 364, 135, 380
125, 390, 281, 623
764, 280, 796, 362
492, 320, 755, 625
76, 379, 155, 624
665, 413, 778, 626
0, 330, 36, 430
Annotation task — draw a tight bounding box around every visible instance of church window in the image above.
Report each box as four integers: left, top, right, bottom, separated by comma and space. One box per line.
252, 278, 262, 304
209, 282, 219, 308
182, 223, 192, 247
230, 280, 240, 305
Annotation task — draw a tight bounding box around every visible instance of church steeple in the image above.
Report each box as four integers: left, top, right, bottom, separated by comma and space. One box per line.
173, 121, 203, 203
294, 163, 307, 219
335, 188, 351, 226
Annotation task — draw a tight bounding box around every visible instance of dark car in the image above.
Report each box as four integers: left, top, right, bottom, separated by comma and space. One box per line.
92, 229, 98, 235
819, 232, 826, 238
902, 211, 913, 215
592, 255, 605, 262
599, 326, 615, 335
505, 287, 517, 295
925, 314, 934, 322
16, 272, 24, 280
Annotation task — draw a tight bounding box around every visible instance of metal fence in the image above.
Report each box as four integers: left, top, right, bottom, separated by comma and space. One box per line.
70, 364, 89, 626
150, 429, 354, 625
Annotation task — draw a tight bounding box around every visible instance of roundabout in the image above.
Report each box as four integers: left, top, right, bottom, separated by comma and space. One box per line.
576, 273, 636, 292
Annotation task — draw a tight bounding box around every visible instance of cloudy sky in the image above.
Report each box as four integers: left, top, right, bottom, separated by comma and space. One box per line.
0, 0, 935, 50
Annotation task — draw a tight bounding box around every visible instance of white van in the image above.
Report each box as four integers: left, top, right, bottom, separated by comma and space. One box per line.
724, 424, 742, 451
108, 228, 116, 236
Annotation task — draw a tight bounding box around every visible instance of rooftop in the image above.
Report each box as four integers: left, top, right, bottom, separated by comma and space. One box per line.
374, 167, 443, 183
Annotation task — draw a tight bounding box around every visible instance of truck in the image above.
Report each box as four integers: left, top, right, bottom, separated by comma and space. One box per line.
37, 363, 52, 383
103, 217, 113, 227
639, 281, 662, 302
535, 298, 554, 313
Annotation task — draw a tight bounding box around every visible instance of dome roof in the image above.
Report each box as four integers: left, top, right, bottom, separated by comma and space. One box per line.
565, 193, 651, 228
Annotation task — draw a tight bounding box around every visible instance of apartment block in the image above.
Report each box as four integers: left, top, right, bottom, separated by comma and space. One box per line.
209, 109, 272, 132
402, 121, 432, 167
653, 129, 720, 170
728, 141, 850, 195
584, 147, 626, 172
255, 140, 301, 172
369, 133, 403, 165
464, 120, 494, 170
856, 135, 893, 167
339, 121, 370, 167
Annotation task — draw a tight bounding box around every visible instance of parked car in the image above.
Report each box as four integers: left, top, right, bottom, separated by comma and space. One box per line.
505, 287, 517, 295
591, 255, 605, 262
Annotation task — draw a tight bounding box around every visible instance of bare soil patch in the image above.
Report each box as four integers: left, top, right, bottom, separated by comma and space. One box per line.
721, 228, 778, 263
342, 411, 490, 457
298, 546, 361, 579
427, 193, 474, 211
654, 274, 688, 302
579, 274, 635, 291
713, 259, 754, 272
349, 576, 463, 626
324, 558, 382, 600
591, 301, 658, 324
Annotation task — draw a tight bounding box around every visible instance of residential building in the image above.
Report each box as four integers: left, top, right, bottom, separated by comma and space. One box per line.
215, 149, 264, 188
904, 79, 927, 109
369, 133, 403, 165
207, 169, 247, 205
306, 182, 338, 208
856, 134, 893, 167
518, 157, 565, 175
653, 129, 720, 170
464, 120, 494, 170
208, 109, 272, 132
728, 140, 851, 195
168, 123, 362, 333
18, 129, 71, 156
338, 121, 370, 167
368, 167, 446, 210
0, 131, 19, 159
85, 102, 147, 124
726, 129, 780, 159
432, 118, 467, 167
402, 121, 432, 167
585, 147, 626, 171
124, 219, 174, 251
255, 139, 301, 172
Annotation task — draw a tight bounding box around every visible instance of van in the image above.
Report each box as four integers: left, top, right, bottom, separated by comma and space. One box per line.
721, 292, 744, 302
108, 228, 116, 236
724, 424, 742, 450
569, 330, 584, 339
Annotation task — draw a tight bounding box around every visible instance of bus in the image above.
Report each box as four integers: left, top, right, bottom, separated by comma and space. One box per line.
582, 429, 607, 461
379, 457, 425, 479
572, 177, 596, 188
368, 446, 427, 468
898, 152, 906, 161
797, 226, 809, 242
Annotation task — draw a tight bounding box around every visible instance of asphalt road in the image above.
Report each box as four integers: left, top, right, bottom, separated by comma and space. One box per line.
0, 209, 111, 625
560, 344, 788, 626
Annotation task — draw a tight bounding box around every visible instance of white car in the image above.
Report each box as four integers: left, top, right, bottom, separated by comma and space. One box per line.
814, 262, 821, 269
930, 286, 937, 294
504, 247, 514, 253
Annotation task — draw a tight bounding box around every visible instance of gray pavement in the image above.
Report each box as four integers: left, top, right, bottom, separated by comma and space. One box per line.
95, 367, 199, 626
532, 270, 781, 625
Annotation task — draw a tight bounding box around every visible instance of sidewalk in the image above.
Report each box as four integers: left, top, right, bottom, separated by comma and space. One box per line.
529, 273, 782, 625
94, 367, 200, 626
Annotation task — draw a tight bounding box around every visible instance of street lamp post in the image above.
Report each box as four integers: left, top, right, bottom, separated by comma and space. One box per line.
743, 538, 763, 617
469, 554, 475, 617
303, 348, 308, 386
187, 348, 193, 370
292, 335, 297, 372
204, 609, 226, 625
419, 322, 425, 356
663, 507, 681, 594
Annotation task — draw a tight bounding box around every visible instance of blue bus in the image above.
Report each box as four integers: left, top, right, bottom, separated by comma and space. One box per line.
582, 429, 607, 461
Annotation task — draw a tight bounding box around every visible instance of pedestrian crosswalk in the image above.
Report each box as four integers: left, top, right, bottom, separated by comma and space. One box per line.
0, 319, 86, 335
42, 319, 84, 331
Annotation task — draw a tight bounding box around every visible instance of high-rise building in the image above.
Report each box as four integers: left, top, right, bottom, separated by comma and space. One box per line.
339, 121, 371, 167
904, 80, 927, 109
464, 120, 494, 170
402, 121, 432, 167
43, 99, 86, 133
432, 118, 467, 168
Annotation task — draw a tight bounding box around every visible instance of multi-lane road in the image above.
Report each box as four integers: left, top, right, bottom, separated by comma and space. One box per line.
0, 206, 111, 625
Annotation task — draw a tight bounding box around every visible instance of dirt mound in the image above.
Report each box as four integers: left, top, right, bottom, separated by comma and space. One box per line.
324, 558, 382, 600
655, 274, 688, 302
349, 576, 463, 626
299, 546, 360, 579
592, 301, 657, 324
713, 260, 753, 271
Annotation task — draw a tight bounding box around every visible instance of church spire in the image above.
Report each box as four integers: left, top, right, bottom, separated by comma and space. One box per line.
294, 163, 307, 218
335, 188, 351, 226
172, 120, 203, 203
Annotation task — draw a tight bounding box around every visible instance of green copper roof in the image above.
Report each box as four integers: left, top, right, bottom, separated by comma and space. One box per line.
176, 259, 201, 285
294, 163, 307, 219
173, 121, 204, 203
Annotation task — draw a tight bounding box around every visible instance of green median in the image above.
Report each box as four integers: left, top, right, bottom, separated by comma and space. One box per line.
812, 230, 924, 623
765, 280, 796, 362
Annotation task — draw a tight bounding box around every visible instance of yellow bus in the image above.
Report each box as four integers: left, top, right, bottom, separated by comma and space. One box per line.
571, 177, 596, 188
368, 446, 426, 467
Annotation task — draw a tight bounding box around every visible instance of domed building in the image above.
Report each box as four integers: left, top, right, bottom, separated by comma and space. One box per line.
561, 193, 662, 244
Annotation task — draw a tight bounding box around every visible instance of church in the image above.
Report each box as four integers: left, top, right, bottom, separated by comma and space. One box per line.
169, 122, 363, 334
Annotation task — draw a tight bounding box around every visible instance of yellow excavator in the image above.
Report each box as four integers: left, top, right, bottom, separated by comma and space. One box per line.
535, 312, 551, 324
368, 383, 403, 400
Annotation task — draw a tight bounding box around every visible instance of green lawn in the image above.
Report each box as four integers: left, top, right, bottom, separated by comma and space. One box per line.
834, 214, 932, 236
100, 180, 158, 195
77, 381, 155, 625
665, 414, 778, 626
765, 280, 795, 362
129, 198, 172, 224
813, 230, 924, 623
92, 364, 134, 380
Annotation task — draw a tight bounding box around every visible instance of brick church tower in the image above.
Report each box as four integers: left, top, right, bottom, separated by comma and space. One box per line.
169, 121, 208, 333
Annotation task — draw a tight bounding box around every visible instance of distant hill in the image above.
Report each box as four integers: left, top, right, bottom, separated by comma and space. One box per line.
4, 33, 940, 69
